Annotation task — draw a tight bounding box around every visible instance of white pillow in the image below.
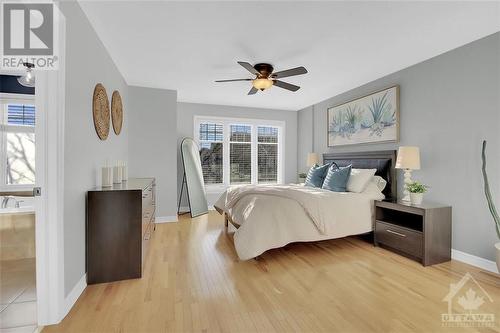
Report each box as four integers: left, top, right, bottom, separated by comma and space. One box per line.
347, 168, 377, 193
362, 181, 384, 195
371, 176, 387, 192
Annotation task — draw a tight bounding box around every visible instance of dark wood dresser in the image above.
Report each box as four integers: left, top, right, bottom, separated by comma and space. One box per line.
86, 178, 155, 284
374, 200, 451, 266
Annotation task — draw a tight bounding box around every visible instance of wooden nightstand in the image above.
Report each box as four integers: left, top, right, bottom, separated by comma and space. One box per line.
374, 200, 452, 266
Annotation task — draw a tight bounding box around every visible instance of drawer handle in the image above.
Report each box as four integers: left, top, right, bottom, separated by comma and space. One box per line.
386, 229, 406, 237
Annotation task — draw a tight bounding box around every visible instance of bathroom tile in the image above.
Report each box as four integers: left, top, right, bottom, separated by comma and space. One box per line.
0, 325, 37, 333
14, 286, 36, 303
0, 285, 24, 305
0, 302, 37, 329
0, 259, 36, 304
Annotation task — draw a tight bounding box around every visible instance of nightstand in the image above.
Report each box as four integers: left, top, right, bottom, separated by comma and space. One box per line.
374, 200, 452, 266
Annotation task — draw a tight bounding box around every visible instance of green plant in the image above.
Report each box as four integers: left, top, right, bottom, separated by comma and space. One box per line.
368, 91, 389, 124
406, 181, 428, 194
344, 105, 361, 127
481, 140, 500, 239
298, 172, 307, 178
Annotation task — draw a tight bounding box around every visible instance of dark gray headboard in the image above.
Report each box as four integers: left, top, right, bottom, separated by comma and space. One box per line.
323, 150, 397, 200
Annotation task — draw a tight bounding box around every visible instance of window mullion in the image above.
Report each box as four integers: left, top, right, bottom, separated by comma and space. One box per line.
223, 122, 230, 186
251, 125, 257, 185
278, 128, 283, 184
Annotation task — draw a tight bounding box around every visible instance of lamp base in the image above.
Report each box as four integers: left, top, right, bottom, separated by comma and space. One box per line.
401, 169, 412, 202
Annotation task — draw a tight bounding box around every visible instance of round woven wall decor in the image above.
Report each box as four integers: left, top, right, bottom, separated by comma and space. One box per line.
111, 90, 123, 135
92, 83, 110, 140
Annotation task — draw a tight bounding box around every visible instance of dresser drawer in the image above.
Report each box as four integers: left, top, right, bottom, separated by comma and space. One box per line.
375, 221, 423, 258
142, 222, 153, 270
142, 188, 153, 208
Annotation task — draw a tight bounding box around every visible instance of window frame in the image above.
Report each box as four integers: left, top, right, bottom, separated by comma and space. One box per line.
0, 93, 36, 191
194, 115, 285, 192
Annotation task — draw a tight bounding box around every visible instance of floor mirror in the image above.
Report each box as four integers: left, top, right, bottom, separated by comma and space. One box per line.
179, 137, 209, 217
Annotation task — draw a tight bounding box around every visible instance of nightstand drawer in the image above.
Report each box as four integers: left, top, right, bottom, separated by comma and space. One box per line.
375, 221, 423, 258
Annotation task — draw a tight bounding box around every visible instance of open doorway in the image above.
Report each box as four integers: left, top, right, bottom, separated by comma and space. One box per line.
0, 74, 38, 331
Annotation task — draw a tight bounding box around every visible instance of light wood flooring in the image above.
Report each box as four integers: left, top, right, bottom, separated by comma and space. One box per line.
44, 212, 500, 332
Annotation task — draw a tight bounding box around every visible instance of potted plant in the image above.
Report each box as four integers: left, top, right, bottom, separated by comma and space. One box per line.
298, 172, 307, 184
406, 181, 428, 205
481, 140, 500, 272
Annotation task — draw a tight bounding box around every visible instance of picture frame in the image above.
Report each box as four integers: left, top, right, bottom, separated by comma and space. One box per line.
327, 85, 399, 147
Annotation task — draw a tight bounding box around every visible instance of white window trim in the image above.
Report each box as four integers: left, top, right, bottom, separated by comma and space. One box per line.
194, 115, 285, 193
0, 94, 36, 191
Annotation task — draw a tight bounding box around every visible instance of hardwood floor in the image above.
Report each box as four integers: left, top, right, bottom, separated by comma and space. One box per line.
44, 212, 500, 333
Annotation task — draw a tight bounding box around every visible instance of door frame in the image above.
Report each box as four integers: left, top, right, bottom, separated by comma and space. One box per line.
34, 7, 66, 325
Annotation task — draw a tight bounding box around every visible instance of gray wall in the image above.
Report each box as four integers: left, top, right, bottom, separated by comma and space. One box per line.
298, 32, 500, 261
128, 86, 178, 219
60, 2, 129, 295
177, 102, 298, 206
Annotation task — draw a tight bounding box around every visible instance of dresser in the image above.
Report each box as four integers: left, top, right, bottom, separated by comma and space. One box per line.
86, 178, 155, 284
374, 200, 451, 266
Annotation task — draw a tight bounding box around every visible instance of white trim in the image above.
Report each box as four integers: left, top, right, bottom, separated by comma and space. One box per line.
0, 93, 35, 101
155, 215, 178, 223
35, 7, 66, 326
61, 274, 86, 319
452, 249, 499, 274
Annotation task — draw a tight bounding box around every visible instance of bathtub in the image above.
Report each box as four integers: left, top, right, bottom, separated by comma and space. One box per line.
0, 196, 35, 215
0, 197, 35, 260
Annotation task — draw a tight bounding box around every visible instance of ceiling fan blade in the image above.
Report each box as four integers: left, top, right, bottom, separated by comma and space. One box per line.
273, 80, 300, 92
272, 66, 308, 79
248, 87, 258, 95
215, 78, 252, 82
238, 61, 259, 75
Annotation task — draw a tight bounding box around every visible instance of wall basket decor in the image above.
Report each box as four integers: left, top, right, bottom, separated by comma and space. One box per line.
92, 83, 110, 140
111, 90, 123, 135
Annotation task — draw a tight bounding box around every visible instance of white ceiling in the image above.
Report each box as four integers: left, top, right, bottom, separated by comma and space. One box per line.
79, 1, 500, 111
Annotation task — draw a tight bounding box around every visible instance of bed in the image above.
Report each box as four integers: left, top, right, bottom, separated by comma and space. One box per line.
214, 150, 397, 260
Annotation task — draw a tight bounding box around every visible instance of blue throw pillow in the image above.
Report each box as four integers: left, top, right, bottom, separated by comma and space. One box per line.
322, 164, 352, 192
305, 163, 331, 188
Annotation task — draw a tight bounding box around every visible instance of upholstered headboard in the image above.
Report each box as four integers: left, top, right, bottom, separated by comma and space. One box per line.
323, 150, 397, 200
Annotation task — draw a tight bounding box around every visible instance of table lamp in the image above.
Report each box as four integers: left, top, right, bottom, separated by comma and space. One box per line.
395, 146, 421, 202
307, 153, 320, 167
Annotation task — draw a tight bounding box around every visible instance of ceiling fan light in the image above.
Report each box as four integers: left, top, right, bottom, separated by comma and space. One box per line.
252, 78, 273, 90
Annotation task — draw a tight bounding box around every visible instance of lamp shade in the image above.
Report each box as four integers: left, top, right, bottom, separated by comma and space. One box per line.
252, 78, 273, 90
307, 153, 320, 167
395, 146, 421, 170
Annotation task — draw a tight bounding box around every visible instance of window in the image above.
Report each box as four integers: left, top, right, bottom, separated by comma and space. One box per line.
0, 97, 36, 188
199, 123, 223, 184
194, 116, 284, 189
229, 125, 251, 184
257, 126, 278, 183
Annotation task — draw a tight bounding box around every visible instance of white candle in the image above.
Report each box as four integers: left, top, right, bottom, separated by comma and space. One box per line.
113, 163, 122, 184
122, 162, 128, 181
101, 166, 112, 187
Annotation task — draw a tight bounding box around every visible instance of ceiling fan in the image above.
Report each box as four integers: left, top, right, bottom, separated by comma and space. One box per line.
215, 61, 307, 95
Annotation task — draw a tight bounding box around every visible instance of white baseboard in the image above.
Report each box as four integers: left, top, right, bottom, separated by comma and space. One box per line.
61, 273, 86, 320
452, 249, 498, 274
155, 215, 178, 223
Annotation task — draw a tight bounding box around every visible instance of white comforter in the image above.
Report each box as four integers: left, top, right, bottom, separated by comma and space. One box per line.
214, 184, 384, 260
